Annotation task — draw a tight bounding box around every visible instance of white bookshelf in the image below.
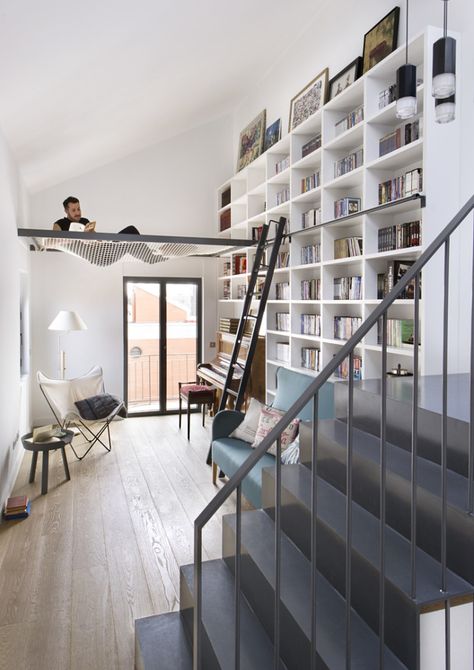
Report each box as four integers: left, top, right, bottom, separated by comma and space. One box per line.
216, 27, 461, 402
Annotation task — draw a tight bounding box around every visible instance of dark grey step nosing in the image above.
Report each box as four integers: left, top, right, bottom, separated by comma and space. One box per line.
135, 612, 192, 670
180, 559, 287, 670
264, 465, 473, 606
223, 511, 407, 670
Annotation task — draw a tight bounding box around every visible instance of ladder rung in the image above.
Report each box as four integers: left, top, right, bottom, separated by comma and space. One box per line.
227, 389, 238, 397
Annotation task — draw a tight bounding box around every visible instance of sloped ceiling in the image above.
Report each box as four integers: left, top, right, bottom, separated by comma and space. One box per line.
0, 0, 322, 192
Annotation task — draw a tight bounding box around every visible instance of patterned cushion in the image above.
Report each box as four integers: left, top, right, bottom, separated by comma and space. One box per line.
180, 384, 215, 400
251, 406, 300, 456
75, 394, 121, 420
229, 397, 263, 442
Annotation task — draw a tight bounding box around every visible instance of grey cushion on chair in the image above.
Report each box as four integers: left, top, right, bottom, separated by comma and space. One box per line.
75, 394, 121, 420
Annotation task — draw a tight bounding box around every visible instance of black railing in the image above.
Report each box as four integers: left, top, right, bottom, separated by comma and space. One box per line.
193, 194, 474, 669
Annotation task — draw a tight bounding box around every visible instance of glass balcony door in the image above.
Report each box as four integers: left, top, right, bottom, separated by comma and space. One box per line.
124, 277, 201, 415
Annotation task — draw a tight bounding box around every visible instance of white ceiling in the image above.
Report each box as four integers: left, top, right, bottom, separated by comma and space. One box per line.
0, 0, 322, 192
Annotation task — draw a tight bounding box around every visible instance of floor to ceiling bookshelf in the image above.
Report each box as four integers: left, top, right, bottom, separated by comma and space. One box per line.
216, 26, 461, 403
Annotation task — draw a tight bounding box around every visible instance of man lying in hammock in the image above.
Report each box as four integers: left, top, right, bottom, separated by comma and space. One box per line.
53, 196, 140, 235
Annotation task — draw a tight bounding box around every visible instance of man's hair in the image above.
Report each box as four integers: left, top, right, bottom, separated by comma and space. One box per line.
63, 196, 79, 210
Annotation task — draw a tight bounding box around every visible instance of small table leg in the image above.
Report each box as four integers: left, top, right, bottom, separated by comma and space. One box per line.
61, 447, 71, 481
41, 451, 49, 495
29, 452, 38, 483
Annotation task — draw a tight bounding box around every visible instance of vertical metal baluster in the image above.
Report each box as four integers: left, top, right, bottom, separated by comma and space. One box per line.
346, 354, 354, 670
379, 314, 387, 669
193, 526, 202, 670
411, 274, 420, 599
445, 599, 451, 670
235, 484, 242, 670
442, 241, 449, 594
469, 223, 474, 513
311, 393, 319, 670
274, 436, 282, 669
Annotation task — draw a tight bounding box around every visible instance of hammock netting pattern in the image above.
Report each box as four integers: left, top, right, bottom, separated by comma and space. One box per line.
23, 234, 251, 267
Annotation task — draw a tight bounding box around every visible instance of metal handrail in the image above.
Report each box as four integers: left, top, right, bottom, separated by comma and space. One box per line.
193, 193, 474, 668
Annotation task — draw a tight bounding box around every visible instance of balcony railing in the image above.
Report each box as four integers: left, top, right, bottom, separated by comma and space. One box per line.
128, 352, 196, 406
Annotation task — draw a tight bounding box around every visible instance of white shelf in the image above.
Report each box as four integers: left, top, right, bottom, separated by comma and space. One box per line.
292, 148, 322, 170
292, 187, 322, 205
325, 122, 364, 152
366, 139, 423, 172
324, 165, 364, 190
367, 85, 425, 125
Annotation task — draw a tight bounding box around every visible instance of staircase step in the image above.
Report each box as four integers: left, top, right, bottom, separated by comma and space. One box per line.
223, 510, 407, 670
335, 375, 470, 476
179, 559, 287, 670
299, 419, 474, 584
135, 612, 192, 670
262, 464, 473, 669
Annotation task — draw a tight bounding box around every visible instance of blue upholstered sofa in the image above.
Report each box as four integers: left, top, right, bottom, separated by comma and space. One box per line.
211, 367, 334, 508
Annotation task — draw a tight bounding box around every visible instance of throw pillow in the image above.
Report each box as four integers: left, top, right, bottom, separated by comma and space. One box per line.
251, 406, 300, 456
229, 397, 264, 443
75, 394, 121, 420
281, 435, 300, 464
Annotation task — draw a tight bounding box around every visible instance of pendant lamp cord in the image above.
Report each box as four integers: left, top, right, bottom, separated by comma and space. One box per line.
405, 0, 409, 65
443, 0, 448, 39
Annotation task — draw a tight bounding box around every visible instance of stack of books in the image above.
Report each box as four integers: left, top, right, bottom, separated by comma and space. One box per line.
3, 495, 30, 520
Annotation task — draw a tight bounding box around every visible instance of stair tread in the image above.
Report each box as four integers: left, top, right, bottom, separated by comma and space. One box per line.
135, 612, 192, 670
224, 510, 406, 670
181, 559, 287, 670
318, 418, 470, 511
266, 465, 472, 604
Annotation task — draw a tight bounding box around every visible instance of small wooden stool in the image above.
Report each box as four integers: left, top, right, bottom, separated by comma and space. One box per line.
21, 430, 74, 495
178, 382, 216, 440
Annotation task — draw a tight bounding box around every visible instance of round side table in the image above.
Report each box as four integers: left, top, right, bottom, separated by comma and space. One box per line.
21, 430, 74, 495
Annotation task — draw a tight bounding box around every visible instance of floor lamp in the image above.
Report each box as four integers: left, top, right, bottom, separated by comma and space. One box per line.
48, 310, 88, 379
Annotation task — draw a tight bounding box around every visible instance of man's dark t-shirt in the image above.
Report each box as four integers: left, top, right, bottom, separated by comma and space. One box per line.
53, 217, 90, 230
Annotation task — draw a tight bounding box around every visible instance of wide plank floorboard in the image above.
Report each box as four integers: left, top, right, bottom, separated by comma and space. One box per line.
0, 414, 241, 669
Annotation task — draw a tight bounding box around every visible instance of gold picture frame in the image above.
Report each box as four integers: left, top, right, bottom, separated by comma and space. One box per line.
289, 68, 329, 132
362, 7, 400, 73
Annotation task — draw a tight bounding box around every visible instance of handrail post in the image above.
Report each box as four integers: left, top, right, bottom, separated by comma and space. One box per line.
311, 393, 319, 670
346, 353, 354, 670
411, 273, 420, 599
379, 313, 387, 669
274, 436, 282, 668
193, 525, 202, 670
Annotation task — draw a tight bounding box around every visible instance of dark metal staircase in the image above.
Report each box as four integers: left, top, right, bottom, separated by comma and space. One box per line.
135, 195, 474, 669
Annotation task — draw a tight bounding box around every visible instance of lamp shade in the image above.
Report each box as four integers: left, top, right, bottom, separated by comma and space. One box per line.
396, 63, 417, 119
435, 94, 455, 123
48, 310, 88, 332
432, 36, 456, 98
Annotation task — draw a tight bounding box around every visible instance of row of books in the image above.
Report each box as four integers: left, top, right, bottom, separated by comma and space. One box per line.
301, 134, 321, 158
334, 196, 361, 219
276, 186, 290, 206
378, 220, 421, 251
301, 313, 321, 336
334, 354, 363, 380
377, 260, 421, 299
237, 284, 247, 299
301, 278, 321, 300
301, 243, 321, 265
378, 83, 397, 110
275, 282, 290, 300
301, 171, 320, 193
275, 156, 290, 174
334, 236, 363, 259
334, 275, 362, 300
302, 207, 322, 229
222, 260, 231, 276
222, 280, 231, 299
377, 318, 415, 347
378, 168, 423, 204
276, 251, 290, 268
219, 208, 231, 232
335, 105, 364, 137
219, 317, 240, 333
379, 118, 421, 157
301, 347, 320, 371
3, 495, 30, 520
276, 342, 290, 362
334, 147, 363, 178
275, 312, 290, 331
334, 316, 362, 340
233, 254, 247, 275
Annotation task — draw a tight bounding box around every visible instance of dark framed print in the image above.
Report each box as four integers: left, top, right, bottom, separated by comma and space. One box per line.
329, 57, 363, 100
362, 7, 400, 73
264, 119, 281, 152
236, 110, 266, 172
289, 68, 329, 131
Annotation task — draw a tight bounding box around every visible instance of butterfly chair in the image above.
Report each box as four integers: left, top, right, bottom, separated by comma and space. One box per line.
37, 366, 125, 460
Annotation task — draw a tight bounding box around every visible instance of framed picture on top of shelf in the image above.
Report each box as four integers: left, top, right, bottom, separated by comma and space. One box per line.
264, 119, 281, 152
289, 68, 329, 131
236, 110, 266, 172
362, 6, 400, 73
328, 57, 362, 100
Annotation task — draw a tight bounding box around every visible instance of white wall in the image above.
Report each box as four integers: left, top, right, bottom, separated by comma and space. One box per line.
29, 115, 232, 423
0, 128, 31, 504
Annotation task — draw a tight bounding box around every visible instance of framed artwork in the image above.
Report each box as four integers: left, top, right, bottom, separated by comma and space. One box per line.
264, 119, 281, 152
362, 7, 400, 73
236, 110, 266, 172
289, 68, 329, 131
328, 57, 363, 100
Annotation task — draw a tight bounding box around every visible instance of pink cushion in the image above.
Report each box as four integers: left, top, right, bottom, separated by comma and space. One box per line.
180, 384, 215, 399
251, 406, 300, 456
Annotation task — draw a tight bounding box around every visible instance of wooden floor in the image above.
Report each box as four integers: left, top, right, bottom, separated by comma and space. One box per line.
0, 414, 238, 670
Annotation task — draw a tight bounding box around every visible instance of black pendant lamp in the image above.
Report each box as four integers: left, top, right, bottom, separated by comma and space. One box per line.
432, 0, 456, 98
396, 0, 417, 119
